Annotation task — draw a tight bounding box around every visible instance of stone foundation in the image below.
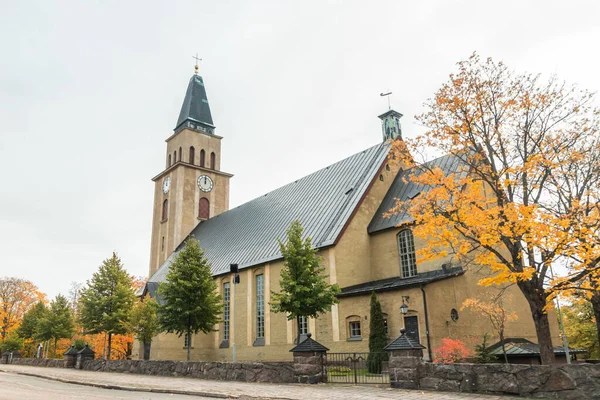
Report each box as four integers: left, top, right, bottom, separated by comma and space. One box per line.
389, 360, 600, 399
82, 359, 295, 383
5, 358, 64, 368
7, 358, 296, 383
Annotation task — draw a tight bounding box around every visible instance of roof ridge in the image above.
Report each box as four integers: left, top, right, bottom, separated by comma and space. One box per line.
185, 142, 388, 239
149, 142, 391, 282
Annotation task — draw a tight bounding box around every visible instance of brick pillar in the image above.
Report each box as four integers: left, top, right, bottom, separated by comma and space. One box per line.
385, 328, 426, 389
293, 351, 325, 383
290, 333, 328, 384
63, 345, 78, 368
75, 344, 95, 369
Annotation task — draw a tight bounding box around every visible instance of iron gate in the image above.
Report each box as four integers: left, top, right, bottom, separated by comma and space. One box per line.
324, 352, 389, 384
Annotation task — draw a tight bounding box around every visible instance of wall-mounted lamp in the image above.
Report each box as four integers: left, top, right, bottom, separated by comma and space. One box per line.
400, 296, 410, 315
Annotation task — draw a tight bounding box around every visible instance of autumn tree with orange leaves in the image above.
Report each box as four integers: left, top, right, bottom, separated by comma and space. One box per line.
0, 277, 46, 342
461, 295, 517, 363
389, 53, 600, 364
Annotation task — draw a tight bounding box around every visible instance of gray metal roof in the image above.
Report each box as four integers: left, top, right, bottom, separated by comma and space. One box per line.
368, 154, 467, 234
149, 143, 390, 283
487, 338, 587, 356
384, 329, 426, 350
175, 75, 214, 132
289, 333, 329, 352
338, 266, 465, 298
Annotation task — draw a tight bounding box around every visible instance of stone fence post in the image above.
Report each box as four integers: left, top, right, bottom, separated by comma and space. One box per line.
75, 344, 95, 369
63, 345, 78, 368
290, 333, 328, 384
384, 328, 426, 389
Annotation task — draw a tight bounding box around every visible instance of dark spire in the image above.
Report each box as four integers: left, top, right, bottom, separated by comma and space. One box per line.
175, 75, 215, 134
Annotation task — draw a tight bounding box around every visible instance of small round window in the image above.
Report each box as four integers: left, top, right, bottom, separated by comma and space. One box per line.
451, 308, 459, 322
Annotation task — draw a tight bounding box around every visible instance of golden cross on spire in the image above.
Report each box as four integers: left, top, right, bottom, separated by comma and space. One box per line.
192, 53, 202, 75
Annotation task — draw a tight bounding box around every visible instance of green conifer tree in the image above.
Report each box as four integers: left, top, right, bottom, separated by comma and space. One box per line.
130, 297, 161, 360
367, 292, 388, 373
158, 237, 222, 361
16, 301, 48, 340
270, 220, 340, 341
473, 333, 497, 363
36, 295, 75, 358
78, 252, 135, 360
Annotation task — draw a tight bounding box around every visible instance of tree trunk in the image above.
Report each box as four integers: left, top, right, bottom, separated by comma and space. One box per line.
143, 341, 151, 361
186, 327, 191, 361
53, 338, 58, 359
518, 281, 556, 364
499, 331, 508, 364
296, 315, 301, 344
591, 291, 600, 351
107, 332, 112, 361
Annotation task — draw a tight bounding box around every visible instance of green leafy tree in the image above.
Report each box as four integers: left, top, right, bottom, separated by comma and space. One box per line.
78, 252, 135, 360
562, 300, 600, 359
473, 333, 497, 363
0, 331, 24, 353
158, 237, 222, 361
36, 294, 75, 358
270, 220, 341, 340
16, 301, 48, 340
130, 297, 161, 360
367, 292, 388, 373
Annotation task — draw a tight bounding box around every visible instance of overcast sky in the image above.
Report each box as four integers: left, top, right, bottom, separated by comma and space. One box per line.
1, 0, 599, 299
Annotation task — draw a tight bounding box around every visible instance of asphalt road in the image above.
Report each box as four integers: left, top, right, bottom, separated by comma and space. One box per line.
0, 372, 213, 400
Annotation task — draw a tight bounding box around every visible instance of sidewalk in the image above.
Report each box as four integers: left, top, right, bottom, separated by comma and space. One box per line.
0, 364, 519, 400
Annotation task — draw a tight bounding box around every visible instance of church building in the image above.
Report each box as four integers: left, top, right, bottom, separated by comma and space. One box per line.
137, 69, 561, 362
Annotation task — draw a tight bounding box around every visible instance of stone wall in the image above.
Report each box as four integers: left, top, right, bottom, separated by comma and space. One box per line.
80, 359, 294, 383
5, 357, 302, 384
390, 360, 600, 399
8, 358, 64, 368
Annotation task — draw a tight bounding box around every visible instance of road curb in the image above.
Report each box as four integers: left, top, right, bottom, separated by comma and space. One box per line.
0, 369, 234, 399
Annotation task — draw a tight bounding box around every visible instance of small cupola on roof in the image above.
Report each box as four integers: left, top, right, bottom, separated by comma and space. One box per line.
175, 72, 215, 134
378, 109, 403, 142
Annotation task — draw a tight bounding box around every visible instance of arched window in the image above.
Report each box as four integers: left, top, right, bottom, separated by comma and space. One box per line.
200, 149, 206, 167
173, 151, 177, 163
198, 197, 210, 219
210, 152, 216, 169
178, 147, 182, 162
162, 199, 168, 221
189, 146, 195, 164
168, 154, 171, 167
398, 229, 417, 278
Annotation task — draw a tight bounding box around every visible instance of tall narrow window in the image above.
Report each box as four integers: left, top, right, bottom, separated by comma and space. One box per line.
398, 229, 417, 278
256, 274, 264, 340
161, 236, 165, 251
223, 282, 230, 341
189, 146, 195, 164
168, 154, 171, 167
173, 151, 177, 163
299, 316, 308, 335
210, 152, 216, 169
184, 333, 191, 348
161, 199, 168, 221
198, 197, 210, 220
200, 150, 206, 167
178, 147, 182, 162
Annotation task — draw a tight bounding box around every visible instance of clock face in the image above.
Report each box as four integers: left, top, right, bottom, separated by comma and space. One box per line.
197, 175, 214, 192
162, 176, 171, 194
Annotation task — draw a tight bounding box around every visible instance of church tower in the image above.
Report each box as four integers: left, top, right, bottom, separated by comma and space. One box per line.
148, 69, 232, 275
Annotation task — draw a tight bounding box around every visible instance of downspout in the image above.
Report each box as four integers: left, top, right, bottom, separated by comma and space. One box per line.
420, 284, 433, 361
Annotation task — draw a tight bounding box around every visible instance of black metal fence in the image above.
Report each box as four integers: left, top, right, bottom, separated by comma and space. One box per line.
324, 352, 389, 384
